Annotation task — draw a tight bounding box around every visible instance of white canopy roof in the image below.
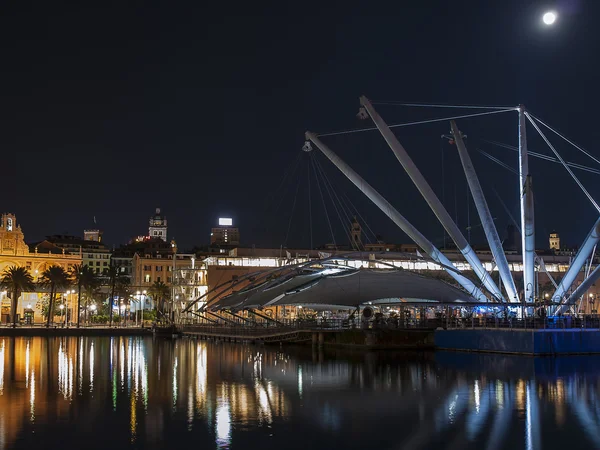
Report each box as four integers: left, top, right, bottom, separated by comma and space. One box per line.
208, 268, 474, 311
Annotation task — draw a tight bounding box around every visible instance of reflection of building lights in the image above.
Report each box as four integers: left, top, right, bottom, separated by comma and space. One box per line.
516, 380, 526, 412
58, 342, 74, 399
173, 357, 178, 406
188, 385, 194, 429
130, 388, 137, 442
496, 381, 504, 408
196, 344, 207, 408
120, 339, 125, 391
78, 339, 83, 394
255, 380, 273, 424
298, 365, 303, 399
30, 370, 35, 422
215, 403, 231, 448
90, 342, 95, 392
474, 380, 480, 413
25, 341, 30, 388
0, 340, 4, 395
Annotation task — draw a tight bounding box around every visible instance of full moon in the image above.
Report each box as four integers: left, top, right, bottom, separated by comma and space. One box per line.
543, 11, 557, 25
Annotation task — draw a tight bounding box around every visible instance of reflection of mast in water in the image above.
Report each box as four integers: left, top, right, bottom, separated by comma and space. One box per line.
568, 377, 600, 447
465, 379, 492, 442
485, 381, 513, 450
525, 381, 541, 450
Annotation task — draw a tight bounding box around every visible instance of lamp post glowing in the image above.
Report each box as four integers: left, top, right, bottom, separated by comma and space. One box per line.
142, 290, 146, 327
59, 304, 65, 327
120, 304, 126, 327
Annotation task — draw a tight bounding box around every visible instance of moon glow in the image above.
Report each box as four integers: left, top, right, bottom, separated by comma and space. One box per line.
543, 11, 557, 25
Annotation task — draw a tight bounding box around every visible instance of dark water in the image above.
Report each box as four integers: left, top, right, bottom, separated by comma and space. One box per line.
1, 337, 600, 449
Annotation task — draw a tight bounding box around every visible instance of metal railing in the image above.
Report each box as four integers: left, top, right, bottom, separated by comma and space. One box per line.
180, 319, 350, 336
179, 317, 445, 335
443, 316, 600, 331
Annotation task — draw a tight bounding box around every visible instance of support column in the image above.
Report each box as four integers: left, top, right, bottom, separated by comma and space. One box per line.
451, 121, 518, 302
361, 96, 503, 302
552, 219, 600, 304
558, 264, 600, 314
519, 105, 535, 303
306, 131, 488, 302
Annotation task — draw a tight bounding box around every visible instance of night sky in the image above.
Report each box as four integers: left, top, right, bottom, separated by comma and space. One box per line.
4, 1, 600, 251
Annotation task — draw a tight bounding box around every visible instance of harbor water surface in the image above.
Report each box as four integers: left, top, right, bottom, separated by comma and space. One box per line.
0, 336, 599, 449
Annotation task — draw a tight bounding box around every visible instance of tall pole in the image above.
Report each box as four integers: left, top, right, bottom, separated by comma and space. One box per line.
76, 272, 82, 328
306, 131, 488, 301
450, 121, 519, 302
171, 240, 177, 324
360, 96, 504, 301
519, 105, 535, 303
109, 262, 116, 327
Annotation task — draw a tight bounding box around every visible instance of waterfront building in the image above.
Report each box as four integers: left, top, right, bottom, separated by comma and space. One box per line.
32, 232, 111, 277
0, 213, 82, 323
210, 218, 240, 252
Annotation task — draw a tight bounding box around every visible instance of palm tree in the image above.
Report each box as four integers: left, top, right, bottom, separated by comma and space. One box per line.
70, 264, 99, 326
107, 265, 123, 326
115, 277, 131, 325
0, 266, 34, 327
40, 265, 70, 327
148, 280, 170, 321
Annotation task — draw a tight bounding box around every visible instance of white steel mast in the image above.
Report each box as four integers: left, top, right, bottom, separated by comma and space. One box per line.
360, 96, 504, 302
552, 219, 600, 304
305, 131, 488, 301
450, 121, 519, 302
519, 105, 535, 303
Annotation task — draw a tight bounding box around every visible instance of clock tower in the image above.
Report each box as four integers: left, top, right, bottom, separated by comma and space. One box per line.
149, 208, 168, 242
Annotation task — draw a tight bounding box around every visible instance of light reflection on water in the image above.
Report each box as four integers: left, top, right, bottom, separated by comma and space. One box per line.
0, 337, 600, 449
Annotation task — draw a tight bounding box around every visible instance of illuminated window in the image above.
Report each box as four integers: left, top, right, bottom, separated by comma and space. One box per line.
144, 274, 151, 283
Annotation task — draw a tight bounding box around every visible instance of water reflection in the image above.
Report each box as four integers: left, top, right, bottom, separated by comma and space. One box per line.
2, 338, 600, 448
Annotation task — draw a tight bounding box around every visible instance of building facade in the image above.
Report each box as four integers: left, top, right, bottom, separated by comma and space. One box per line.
550, 232, 560, 251
32, 234, 111, 277
210, 218, 240, 251
0, 213, 82, 323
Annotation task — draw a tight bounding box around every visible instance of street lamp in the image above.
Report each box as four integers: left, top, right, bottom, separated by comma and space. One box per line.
59, 304, 65, 326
